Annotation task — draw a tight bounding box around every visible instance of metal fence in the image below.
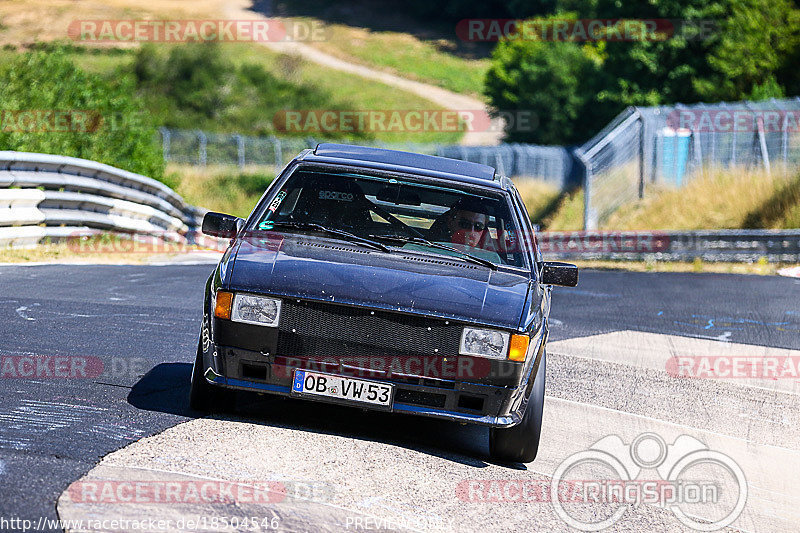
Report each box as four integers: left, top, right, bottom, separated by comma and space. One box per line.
161, 96, 800, 231
158, 128, 578, 189
576, 97, 800, 230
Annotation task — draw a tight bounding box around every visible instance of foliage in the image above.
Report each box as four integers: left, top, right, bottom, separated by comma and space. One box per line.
484, 36, 615, 144
484, 0, 800, 144
130, 43, 369, 139
0, 48, 164, 179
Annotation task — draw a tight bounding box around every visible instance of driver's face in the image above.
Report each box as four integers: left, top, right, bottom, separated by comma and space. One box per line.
447, 210, 487, 247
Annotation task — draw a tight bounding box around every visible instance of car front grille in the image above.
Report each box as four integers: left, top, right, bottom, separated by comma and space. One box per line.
276, 299, 461, 360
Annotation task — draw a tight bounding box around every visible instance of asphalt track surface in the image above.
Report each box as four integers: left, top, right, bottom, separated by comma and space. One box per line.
0, 264, 798, 531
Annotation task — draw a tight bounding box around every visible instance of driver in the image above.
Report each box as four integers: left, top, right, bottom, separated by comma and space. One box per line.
427, 197, 489, 248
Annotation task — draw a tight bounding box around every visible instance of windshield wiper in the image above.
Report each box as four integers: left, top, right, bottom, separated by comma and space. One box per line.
263, 222, 391, 252
369, 234, 497, 270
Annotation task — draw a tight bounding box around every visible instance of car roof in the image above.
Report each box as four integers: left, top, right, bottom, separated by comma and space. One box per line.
295, 143, 504, 190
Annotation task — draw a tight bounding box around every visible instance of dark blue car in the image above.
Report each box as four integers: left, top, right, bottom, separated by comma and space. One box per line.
191, 143, 578, 463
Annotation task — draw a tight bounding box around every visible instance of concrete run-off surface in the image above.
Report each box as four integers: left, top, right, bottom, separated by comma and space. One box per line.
59, 330, 800, 532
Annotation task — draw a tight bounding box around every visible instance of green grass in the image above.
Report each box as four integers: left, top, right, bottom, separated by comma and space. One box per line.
265, 0, 492, 98
166, 164, 276, 218
304, 22, 490, 97
53, 42, 463, 145
225, 43, 465, 143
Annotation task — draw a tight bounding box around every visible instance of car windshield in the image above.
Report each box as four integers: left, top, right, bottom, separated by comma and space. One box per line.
252, 167, 527, 268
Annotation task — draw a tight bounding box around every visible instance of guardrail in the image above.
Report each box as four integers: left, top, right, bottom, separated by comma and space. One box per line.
539, 229, 800, 263
0, 151, 205, 248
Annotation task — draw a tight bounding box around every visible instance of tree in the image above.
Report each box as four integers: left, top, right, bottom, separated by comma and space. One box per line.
484, 33, 614, 144
483, 0, 800, 144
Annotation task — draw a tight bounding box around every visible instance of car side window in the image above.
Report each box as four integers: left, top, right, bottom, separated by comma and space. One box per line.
510, 189, 540, 267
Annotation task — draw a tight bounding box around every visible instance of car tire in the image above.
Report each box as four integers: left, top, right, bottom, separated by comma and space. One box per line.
189, 340, 236, 413
489, 351, 545, 463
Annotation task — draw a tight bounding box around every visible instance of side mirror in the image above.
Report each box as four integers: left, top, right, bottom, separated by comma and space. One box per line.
540, 261, 578, 287
202, 212, 244, 239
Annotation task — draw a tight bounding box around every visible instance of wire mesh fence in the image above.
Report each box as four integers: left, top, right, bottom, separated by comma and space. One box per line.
161, 97, 800, 231
158, 129, 578, 189
576, 97, 800, 229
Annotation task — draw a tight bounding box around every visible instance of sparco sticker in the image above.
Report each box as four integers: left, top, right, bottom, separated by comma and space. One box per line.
319, 190, 353, 202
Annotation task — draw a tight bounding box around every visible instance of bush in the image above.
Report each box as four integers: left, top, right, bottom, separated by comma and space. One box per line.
0, 48, 165, 179
484, 38, 613, 144
131, 43, 369, 139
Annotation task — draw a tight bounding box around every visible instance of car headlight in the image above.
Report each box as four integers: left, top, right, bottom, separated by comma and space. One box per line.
231, 293, 282, 327
459, 327, 510, 359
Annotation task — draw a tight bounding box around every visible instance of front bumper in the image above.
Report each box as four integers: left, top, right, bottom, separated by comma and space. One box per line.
202, 359, 522, 427
200, 325, 546, 428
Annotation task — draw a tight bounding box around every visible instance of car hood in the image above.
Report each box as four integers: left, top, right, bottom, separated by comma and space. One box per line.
226, 233, 531, 330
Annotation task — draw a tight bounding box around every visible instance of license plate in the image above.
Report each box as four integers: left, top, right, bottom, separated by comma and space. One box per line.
291, 370, 394, 407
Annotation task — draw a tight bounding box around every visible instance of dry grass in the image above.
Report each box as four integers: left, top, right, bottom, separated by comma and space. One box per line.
572, 258, 784, 276
513, 179, 562, 224
166, 163, 277, 218
0, 241, 217, 264
541, 167, 800, 231
539, 188, 585, 231
604, 167, 800, 230
0, 0, 222, 47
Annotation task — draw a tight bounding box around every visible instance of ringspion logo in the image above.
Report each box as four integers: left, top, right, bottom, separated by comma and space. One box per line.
458, 433, 747, 531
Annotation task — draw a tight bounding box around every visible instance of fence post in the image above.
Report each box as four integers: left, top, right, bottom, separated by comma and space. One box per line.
692, 126, 702, 178
756, 116, 771, 174
637, 111, 645, 199
710, 129, 716, 168
197, 131, 207, 166
159, 127, 171, 162
782, 112, 789, 175
272, 136, 282, 168
493, 150, 505, 176
234, 134, 245, 168
583, 163, 595, 230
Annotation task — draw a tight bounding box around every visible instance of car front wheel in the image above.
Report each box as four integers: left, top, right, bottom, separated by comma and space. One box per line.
189, 340, 236, 413
489, 351, 545, 463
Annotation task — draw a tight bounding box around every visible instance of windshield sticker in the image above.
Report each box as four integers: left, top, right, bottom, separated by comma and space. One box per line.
319, 190, 353, 202
268, 190, 288, 214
